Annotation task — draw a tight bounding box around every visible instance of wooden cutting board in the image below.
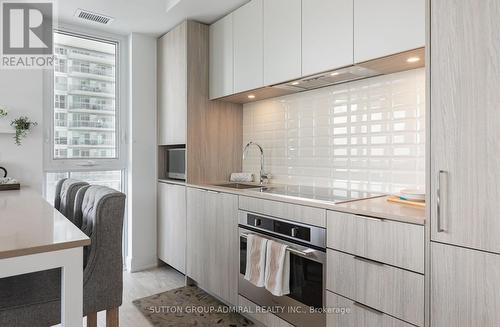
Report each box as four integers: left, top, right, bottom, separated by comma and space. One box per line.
387, 195, 425, 208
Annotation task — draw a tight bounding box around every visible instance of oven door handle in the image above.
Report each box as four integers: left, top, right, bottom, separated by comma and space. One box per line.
240, 233, 316, 257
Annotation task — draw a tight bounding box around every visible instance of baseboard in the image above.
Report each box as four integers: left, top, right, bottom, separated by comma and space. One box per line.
126, 255, 158, 272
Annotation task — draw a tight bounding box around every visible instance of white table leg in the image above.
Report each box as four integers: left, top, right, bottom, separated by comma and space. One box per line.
61, 247, 83, 327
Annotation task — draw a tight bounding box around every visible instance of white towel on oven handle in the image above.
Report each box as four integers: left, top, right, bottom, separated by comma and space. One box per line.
244, 234, 268, 287
264, 240, 290, 296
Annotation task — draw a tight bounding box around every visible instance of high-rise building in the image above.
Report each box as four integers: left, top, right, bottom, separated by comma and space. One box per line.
53, 35, 117, 159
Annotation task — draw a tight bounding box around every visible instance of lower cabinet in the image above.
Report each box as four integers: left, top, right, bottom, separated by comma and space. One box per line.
327, 291, 413, 327
186, 187, 239, 305
157, 182, 186, 273
431, 242, 500, 326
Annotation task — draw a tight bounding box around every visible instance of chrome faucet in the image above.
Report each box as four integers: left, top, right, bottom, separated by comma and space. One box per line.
243, 141, 271, 185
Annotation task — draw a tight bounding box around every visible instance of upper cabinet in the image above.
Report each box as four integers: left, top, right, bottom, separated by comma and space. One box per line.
158, 23, 187, 145
233, 0, 263, 93
263, 0, 302, 85
302, 0, 354, 76
209, 13, 233, 99
354, 0, 425, 63
210, 0, 425, 100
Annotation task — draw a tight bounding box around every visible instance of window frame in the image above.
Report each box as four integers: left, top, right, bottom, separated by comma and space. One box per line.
43, 24, 128, 172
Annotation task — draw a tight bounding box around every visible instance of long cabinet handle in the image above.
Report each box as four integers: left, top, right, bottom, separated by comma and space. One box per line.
353, 301, 384, 315
437, 170, 448, 232
353, 255, 385, 266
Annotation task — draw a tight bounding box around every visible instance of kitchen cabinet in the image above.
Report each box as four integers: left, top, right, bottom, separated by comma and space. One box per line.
263, 0, 301, 85
327, 211, 424, 273
429, 1, 500, 326
354, 0, 424, 63
431, 242, 500, 326
158, 22, 187, 145
327, 249, 424, 326
157, 182, 186, 273
327, 291, 414, 327
233, 0, 263, 93
430, 0, 500, 253
302, 0, 353, 76
209, 13, 233, 99
186, 187, 239, 305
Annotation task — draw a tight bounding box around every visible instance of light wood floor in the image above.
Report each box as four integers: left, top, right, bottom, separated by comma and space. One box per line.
56, 264, 185, 327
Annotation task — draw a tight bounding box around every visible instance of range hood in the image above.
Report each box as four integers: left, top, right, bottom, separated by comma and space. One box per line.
220, 47, 425, 104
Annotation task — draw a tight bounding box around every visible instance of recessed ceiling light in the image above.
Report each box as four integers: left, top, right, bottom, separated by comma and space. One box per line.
407, 57, 420, 63
247, 94, 255, 99
330, 72, 340, 76
291, 81, 300, 85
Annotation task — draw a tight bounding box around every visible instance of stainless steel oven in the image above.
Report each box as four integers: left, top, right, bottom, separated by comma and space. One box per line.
238, 211, 326, 327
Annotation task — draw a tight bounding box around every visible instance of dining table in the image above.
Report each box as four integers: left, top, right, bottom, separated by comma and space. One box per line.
0, 187, 90, 326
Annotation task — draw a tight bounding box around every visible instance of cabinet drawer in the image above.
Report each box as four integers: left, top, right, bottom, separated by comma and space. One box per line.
327, 211, 424, 273
239, 196, 326, 227
327, 249, 424, 326
327, 291, 414, 327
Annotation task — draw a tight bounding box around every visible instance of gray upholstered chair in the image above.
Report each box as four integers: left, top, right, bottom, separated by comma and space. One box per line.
0, 185, 126, 327
54, 178, 89, 226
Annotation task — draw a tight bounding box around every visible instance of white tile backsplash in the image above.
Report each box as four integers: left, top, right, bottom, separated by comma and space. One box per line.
242, 68, 425, 195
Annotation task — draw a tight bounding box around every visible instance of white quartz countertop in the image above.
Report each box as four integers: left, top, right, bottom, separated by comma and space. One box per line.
0, 188, 90, 259
159, 180, 426, 225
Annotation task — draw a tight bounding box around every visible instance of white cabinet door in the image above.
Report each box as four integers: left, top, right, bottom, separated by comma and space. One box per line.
209, 14, 233, 99
233, 0, 263, 93
157, 182, 186, 273
354, 0, 424, 63
263, 0, 301, 85
186, 188, 239, 305
430, 0, 500, 253
158, 23, 187, 145
302, 0, 353, 76
186, 187, 209, 284
431, 242, 500, 326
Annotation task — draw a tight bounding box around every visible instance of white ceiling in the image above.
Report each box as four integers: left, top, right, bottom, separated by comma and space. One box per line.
55, 0, 248, 37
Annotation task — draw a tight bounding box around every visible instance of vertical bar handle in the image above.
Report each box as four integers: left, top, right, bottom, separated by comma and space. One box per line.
437, 170, 448, 232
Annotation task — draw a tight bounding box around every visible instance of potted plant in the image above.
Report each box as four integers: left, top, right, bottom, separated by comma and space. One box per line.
10, 116, 37, 146
0, 106, 7, 118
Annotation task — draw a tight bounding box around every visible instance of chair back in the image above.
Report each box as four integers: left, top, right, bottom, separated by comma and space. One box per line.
54, 178, 88, 226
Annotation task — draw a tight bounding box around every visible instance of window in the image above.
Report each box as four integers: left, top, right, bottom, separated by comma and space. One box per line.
51, 31, 118, 161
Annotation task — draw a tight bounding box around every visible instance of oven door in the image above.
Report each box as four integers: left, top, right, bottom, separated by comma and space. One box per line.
239, 227, 326, 327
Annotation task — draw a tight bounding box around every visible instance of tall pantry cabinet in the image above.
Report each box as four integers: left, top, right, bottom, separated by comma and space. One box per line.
429, 0, 500, 326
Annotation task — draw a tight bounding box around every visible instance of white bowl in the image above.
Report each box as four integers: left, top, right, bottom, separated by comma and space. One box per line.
399, 189, 425, 201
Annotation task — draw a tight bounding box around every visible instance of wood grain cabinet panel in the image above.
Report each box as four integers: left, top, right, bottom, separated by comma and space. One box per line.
430, 0, 500, 253
238, 196, 326, 227
326, 291, 414, 327
327, 249, 424, 326
327, 211, 424, 273
431, 242, 500, 327
157, 182, 186, 273
186, 188, 239, 305
158, 23, 187, 145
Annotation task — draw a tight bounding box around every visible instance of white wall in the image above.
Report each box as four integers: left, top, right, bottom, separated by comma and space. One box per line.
127, 33, 158, 272
0, 70, 44, 192
243, 68, 425, 197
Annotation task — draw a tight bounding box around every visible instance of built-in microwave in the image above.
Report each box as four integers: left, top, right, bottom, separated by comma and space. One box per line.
166, 148, 186, 180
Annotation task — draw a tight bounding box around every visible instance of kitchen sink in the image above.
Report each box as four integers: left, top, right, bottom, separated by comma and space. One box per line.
214, 183, 264, 189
